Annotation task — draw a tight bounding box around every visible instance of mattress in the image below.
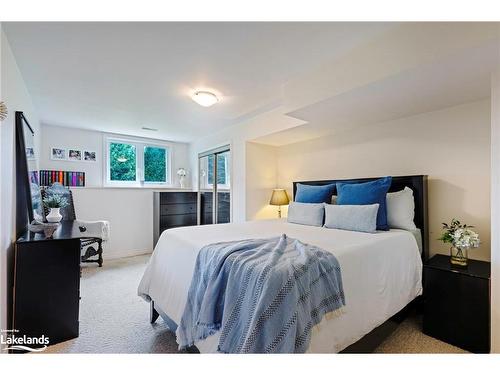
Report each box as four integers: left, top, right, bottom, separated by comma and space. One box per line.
138, 219, 423, 353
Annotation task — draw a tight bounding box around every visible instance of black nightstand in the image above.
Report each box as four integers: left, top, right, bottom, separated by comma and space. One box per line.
423, 254, 490, 353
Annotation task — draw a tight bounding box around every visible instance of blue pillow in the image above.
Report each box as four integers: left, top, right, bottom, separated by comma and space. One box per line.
336, 177, 392, 231
295, 183, 336, 204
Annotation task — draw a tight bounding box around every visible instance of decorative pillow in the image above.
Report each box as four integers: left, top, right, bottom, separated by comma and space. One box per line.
324, 203, 379, 233
386, 187, 417, 231
336, 176, 392, 231
287, 202, 324, 227
295, 183, 336, 204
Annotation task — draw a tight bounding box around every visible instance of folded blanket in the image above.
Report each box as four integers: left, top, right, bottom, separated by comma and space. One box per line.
176, 234, 345, 353
72, 220, 110, 241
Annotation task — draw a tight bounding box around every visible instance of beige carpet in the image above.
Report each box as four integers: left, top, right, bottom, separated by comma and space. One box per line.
42, 255, 467, 354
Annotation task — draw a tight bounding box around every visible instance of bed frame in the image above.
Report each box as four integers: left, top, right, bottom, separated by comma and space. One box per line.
293, 175, 428, 352
150, 174, 428, 353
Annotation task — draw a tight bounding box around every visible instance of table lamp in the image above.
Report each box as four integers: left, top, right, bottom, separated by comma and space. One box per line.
269, 189, 290, 218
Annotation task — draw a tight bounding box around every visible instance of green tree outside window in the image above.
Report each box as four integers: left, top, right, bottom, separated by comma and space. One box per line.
110, 143, 136, 181
144, 146, 167, 183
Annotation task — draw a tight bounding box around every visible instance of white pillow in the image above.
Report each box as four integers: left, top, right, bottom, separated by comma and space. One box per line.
287, 202, 324, 227
324, 203, 379, 233
386, 187, 417, 231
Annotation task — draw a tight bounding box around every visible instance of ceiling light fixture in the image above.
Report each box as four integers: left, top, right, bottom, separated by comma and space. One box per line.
192, 91, 219, 107
141, 126, 158, 131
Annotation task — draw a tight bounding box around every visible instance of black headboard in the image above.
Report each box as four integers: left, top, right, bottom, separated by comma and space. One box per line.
293, 175, 428, 261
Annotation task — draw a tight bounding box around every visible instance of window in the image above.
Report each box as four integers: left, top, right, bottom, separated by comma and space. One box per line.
106, 137, 170, 186
144, 146, 167, 183
109, 142, 136, 181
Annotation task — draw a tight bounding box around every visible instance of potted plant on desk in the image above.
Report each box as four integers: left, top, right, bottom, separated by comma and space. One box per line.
439, 218, 480, 267
43, 194, 68, 223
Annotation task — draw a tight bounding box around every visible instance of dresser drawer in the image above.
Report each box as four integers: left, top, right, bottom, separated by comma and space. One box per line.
160, 214, 197, 228
160, 203, 196, 216
159, 192, 197, 204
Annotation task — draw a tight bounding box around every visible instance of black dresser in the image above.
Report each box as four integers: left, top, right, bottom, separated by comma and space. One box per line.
423, 254, 490, 353
13, 221, 82, 348
153, 191, 198, 247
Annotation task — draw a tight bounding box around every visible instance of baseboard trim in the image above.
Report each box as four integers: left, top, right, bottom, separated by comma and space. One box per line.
102, 249, 152, 260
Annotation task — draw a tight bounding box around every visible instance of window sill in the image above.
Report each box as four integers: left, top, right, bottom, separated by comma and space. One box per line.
78, 185, 193, 191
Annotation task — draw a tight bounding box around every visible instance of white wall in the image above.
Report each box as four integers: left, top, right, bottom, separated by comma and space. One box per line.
40, 124, 192, 258
70, 188, 154, 259
0, 21, 4, 351
275, 100, 491, 261
40, 124, 191, 188
491, 70, 500, 352
40, 125, 104, 187
190, 107, 305, 223
0, 29, 41, 335
245, 142, 279, 220
189, 24, 499, 225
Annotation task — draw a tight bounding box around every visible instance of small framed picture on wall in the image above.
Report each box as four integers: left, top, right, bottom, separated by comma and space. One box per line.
68, 149, 82, 161
84, 150, 97, 162
26, 147, 36, 160
51, 147, 66, 160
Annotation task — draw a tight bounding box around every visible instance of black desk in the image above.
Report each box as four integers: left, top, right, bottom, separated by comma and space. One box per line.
13, 221, 83, 348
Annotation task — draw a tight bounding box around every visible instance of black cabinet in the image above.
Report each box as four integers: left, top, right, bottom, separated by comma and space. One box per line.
13, 222, 82, 348
153, 192, 198, 246
423, 254, 490, 353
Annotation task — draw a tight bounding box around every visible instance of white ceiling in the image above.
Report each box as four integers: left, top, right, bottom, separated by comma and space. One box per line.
3, 22, 395, 142
255, 41, 498, 146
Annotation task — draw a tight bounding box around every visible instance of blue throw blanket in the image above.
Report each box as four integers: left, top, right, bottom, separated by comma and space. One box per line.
176, 234, 345, 353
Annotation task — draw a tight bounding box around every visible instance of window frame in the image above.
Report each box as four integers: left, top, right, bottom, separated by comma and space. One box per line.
104, 135, 172, 188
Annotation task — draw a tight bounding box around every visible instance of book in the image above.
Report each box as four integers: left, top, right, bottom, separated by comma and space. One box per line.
39, 170, 85, 187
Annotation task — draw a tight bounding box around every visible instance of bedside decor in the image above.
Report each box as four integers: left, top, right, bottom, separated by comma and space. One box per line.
43, 194, 69, 223
28, 220, 59, 238
439, 219, 480, 266
177, 168, 187, 188
269, 189, 290, 218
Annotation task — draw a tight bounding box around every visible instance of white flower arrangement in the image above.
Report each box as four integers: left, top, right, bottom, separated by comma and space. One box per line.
451, 228, 480, 249
177, 168, 187, 177
439, 219, 480, 249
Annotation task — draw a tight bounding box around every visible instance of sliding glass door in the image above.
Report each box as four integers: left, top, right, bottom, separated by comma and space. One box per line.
198, 146, 231, 225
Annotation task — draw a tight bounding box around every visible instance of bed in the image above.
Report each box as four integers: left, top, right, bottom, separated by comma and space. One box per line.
138, 175, 428, 353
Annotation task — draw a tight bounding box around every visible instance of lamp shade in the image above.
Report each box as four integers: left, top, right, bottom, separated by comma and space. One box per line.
269, 189, 290, 206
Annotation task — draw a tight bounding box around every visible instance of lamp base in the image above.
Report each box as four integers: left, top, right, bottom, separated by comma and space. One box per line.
278, 206, 282, 219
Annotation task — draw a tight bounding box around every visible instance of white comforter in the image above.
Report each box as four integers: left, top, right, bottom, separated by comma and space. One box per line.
138, 219, 422, 353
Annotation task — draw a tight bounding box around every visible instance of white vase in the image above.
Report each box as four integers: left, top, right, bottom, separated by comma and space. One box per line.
179, 175, 186, 189
46, 207, 62, 223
